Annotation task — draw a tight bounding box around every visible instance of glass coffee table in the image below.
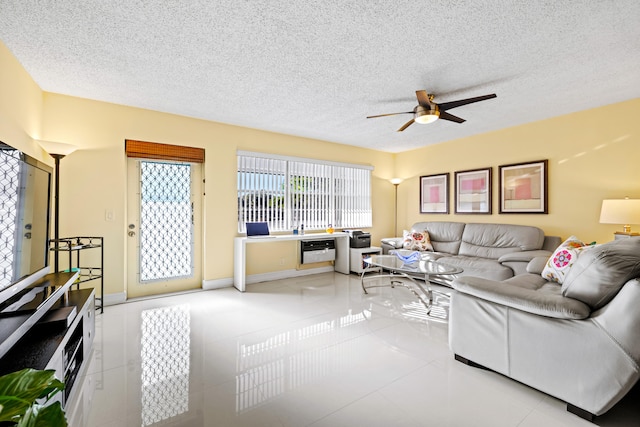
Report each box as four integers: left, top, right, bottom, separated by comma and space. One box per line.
361, 254, 463, 316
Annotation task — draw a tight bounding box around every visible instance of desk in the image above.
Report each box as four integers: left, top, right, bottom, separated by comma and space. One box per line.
233, 233, 350, 291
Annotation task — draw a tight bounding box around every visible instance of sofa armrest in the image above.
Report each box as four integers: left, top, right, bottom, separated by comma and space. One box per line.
591, 279, 640, 362
498, 249, 552, 263
380, 237, 403, 254
452, 276, 591, 319
526, 256, 549, 274
381, 237, 402, 246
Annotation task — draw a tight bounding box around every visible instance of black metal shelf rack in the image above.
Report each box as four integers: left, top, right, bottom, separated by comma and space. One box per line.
50, 236, 104, 313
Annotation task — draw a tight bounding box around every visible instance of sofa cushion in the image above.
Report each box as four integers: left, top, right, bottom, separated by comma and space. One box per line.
527, 256, 550, 274
498, 250, 554, 263
452, 275, 591, 319
402, 229, 434, 251
439, 255, 514, 281
411, 221, 465, 254
458, 223, 545, 260
561, 238, 640, 309
541, 236, 591, 284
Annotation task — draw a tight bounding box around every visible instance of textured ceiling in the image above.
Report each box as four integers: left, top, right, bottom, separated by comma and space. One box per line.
1, 1, 640, 153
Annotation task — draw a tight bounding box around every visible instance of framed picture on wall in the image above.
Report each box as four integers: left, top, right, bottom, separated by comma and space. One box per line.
499, 159, 548, 214
454, 168, 492, 214
420, 173, 449, 214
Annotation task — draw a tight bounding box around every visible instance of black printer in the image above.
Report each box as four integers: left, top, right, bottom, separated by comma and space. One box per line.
344, 230, 371, 248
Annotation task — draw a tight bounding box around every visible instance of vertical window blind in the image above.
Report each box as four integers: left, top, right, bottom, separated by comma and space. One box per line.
237, 151, 373, 232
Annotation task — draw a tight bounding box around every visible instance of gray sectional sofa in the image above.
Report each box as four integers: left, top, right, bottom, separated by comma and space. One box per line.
450, 237, 640, 420
381, 221, 561, 284
381, 221, 640, 420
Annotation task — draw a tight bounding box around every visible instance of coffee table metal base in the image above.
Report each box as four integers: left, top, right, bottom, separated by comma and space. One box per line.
360, 270, 450, 317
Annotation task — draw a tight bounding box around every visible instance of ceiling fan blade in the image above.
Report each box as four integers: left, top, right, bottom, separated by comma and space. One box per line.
438, 94, 497, 111
415, 90, 431, 107
397, 119, 415, 132
439, 111, 466, 123
366, 111, 414, 119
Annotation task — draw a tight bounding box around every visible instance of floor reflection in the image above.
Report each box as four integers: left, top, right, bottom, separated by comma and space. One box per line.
232, 286, 452, 414
77, 276, 640, 426
140, 304, 191, 426
235, 309, 368, 412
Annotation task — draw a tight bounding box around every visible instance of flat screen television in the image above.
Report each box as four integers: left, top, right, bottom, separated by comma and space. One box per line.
0, 141, 52, 307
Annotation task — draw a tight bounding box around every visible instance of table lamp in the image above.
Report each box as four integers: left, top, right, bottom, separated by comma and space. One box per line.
599, 197, 640, 237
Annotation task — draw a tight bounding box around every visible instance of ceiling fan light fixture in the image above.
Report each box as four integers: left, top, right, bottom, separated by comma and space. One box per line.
368, 89, 496, 131
414, 108, 439, 124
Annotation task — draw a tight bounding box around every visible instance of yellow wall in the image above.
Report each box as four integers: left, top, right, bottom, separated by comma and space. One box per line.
38, 94, 394, 295
0, 42, 46, 159
394, 98, 640, 244
0, 41, 394, 297
2, 39, 639, 299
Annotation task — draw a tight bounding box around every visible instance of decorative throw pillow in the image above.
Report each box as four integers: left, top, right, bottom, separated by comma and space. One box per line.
541, 236, 592, 284
402, 229, 434, 251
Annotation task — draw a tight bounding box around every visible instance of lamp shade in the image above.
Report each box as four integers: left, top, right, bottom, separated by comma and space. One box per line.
37, 140, 78, 157
600, 199, 640, 233
390, 178, 403, 185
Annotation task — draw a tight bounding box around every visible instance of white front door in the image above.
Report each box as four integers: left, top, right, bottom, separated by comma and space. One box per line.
126, 159, 202, 298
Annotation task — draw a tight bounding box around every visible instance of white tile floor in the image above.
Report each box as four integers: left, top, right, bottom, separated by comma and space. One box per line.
70, 272, 640, 427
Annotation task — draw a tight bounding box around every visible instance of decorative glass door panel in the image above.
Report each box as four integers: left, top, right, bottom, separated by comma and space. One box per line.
127, 159, 202, 298
0, 150, 21, 287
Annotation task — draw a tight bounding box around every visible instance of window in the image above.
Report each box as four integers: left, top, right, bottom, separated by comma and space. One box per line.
237, 151, 373, 232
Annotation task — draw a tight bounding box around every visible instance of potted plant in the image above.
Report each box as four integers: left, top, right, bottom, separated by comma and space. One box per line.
0, 368, 66, 426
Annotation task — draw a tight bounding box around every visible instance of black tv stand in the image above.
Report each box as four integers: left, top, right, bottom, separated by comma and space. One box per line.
0, 272, 95, 408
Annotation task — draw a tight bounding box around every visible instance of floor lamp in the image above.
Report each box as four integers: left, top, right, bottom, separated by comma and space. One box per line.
38, 140, 78, 272
390, 178, 403, 236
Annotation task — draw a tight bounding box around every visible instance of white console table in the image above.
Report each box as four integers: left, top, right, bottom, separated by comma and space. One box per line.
233, 233, 350, 292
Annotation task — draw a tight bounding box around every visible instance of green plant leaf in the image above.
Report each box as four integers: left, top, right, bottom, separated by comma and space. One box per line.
39, 378, 65, 402
16, 404, 39, 427
36, 402, 67, 427
16, 402, 67, 427
0, 369, 65, 422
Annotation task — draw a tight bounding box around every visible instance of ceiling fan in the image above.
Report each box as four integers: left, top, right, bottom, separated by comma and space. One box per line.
367, 90, 497, 132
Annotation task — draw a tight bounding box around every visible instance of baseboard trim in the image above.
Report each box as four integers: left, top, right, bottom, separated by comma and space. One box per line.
112, 268, 337, 301
202, 277, 233, 290
102, 292, 127, 306
244, 267, 335, 285
203, 266, 335, 290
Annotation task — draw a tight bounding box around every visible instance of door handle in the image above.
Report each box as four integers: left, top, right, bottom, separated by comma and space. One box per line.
128, 231, 135, 237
